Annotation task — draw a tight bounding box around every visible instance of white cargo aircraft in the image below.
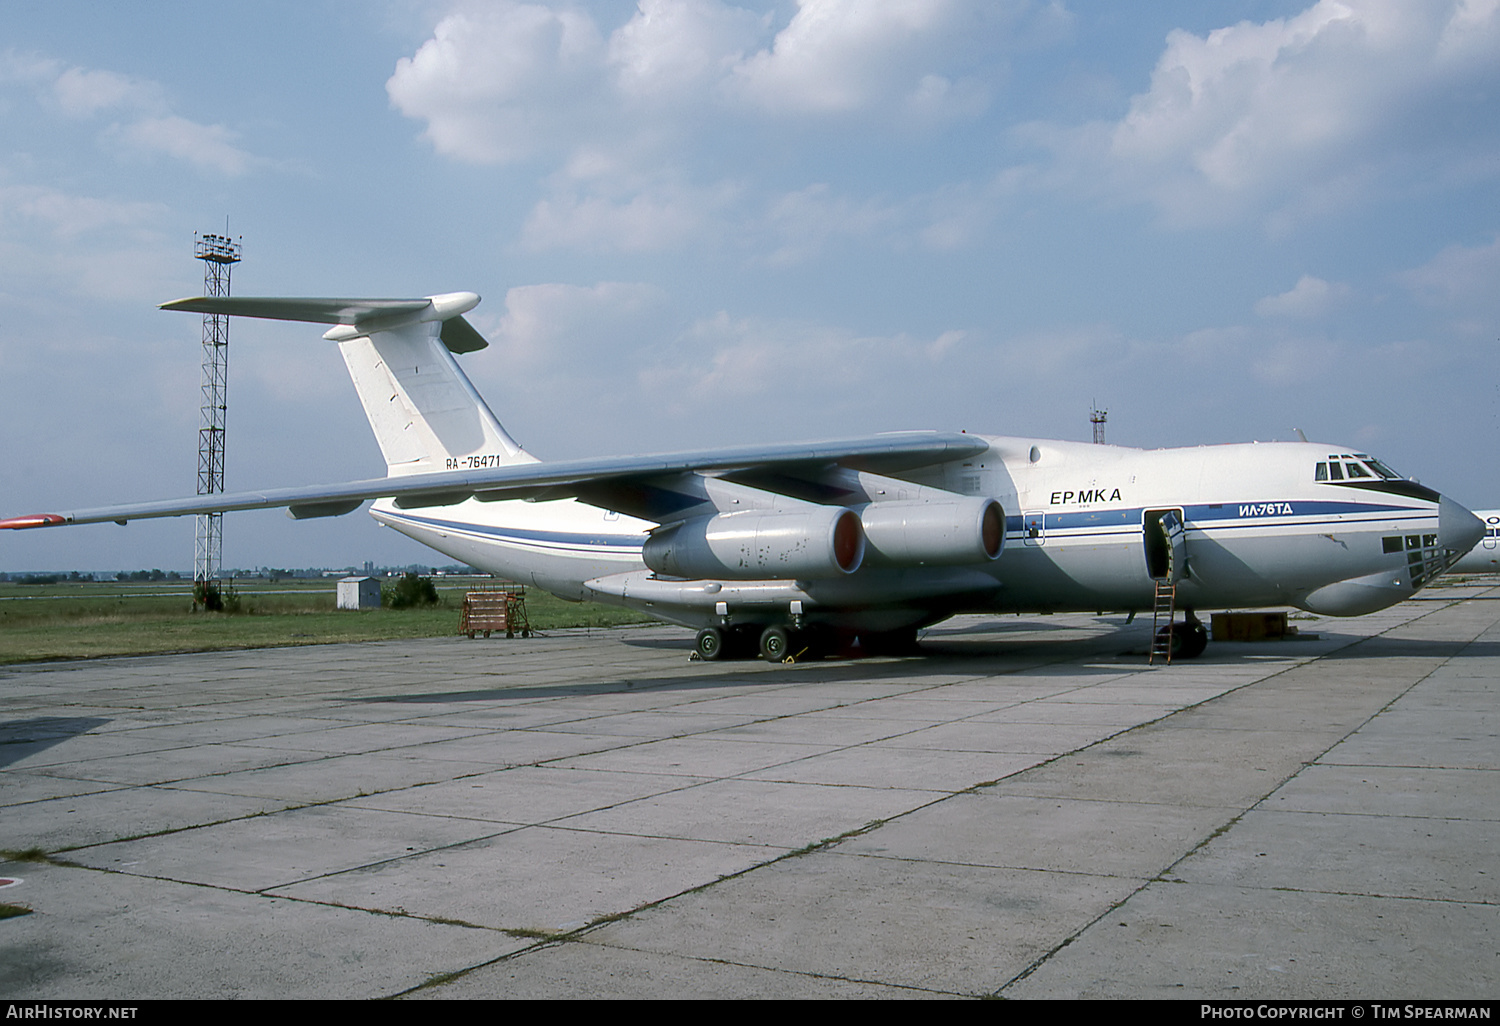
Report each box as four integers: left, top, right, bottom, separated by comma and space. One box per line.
0, 292, 1484, 661
1449, 511, 1500, 574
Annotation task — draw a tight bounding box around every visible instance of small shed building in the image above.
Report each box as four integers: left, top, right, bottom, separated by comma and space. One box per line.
337, 576, 381, 610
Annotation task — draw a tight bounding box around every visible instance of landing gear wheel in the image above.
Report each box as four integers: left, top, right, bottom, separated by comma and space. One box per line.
696, 627, 726, 661
1158, 622, 1208, 660
759, 625, 792, 662
1178, 621, 1208, 659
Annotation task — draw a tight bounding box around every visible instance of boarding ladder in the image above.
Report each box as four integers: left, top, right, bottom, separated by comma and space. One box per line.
1149, 580, 1176, 665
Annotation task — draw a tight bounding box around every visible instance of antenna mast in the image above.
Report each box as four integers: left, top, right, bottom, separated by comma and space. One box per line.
1090, 402, 1108, 445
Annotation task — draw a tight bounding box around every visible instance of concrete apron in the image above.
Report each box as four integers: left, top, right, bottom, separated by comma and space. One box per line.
1, 585, 1496, 999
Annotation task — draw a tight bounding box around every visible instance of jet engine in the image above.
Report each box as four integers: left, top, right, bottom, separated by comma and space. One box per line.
859, 497, 1004, 566
643, 506, 865, 580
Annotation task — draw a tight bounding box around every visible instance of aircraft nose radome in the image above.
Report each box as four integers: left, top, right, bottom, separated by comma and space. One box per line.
1439, 494, 1484, 555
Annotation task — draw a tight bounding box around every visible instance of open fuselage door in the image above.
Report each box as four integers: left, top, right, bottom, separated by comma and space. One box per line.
1144, 507, 1192, 664
1143, 508, 1187, 583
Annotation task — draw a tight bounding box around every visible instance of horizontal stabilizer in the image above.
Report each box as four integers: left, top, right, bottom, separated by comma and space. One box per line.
160, 293, 488, 353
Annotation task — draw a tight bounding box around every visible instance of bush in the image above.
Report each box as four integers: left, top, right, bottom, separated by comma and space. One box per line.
382, 572, 439, 609
193, 580, 242, 614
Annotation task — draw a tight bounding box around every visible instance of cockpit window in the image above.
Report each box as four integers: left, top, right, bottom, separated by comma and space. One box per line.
1317, 453, 1401, 483
1358, 455, 1403, 480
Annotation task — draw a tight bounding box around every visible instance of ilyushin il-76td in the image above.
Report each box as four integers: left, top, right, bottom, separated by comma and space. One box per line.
1, 292, 1483, 662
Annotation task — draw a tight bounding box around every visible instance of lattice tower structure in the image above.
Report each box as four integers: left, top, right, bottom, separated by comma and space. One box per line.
1090, 405, 1108, 445
193, 232, 241, 585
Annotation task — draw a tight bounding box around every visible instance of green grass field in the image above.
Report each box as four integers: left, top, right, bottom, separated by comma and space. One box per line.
0, 577, 650, 666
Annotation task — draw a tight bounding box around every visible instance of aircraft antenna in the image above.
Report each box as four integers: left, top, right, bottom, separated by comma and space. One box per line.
1090, 403, 1108, 445
192, 228, 242, 599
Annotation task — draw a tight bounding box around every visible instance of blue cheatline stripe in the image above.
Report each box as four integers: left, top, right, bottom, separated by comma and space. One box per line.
1184, 500, 1414, 522
1006, 500, 1430, 537
379, 510, 648, 550
389, 502, 1432, 553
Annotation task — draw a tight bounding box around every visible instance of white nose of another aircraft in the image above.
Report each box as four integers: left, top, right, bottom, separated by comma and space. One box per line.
1440, 494, 1484, 556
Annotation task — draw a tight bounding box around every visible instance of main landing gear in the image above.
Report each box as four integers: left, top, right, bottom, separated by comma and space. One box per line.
695, 624, 819, 663
1154, 613, 1208, 660
695, 624, 920, 663
694, 625, 767, 661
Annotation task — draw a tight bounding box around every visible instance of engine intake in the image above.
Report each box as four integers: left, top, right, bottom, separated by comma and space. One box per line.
643, 507, 865, 580
859, 497, 1004, 566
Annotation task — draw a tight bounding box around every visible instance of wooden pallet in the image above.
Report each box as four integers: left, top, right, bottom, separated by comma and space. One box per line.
459, 585, 530, 639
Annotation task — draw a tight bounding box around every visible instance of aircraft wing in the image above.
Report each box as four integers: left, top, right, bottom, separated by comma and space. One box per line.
0, 432, 988, 530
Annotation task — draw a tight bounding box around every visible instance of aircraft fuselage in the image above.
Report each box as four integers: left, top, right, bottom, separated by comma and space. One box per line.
372, 436, 1477, 634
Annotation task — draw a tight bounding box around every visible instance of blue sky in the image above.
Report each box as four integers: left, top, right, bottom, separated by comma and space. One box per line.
2, 0, 1497, 572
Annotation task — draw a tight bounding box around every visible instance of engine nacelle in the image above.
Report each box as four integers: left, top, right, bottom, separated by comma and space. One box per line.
859, 497, 1004, 567
643, 507, 865, 580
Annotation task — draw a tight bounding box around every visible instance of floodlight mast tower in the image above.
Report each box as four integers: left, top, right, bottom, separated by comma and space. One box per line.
1091, 403, 1108, 445
193, 231, 241, 593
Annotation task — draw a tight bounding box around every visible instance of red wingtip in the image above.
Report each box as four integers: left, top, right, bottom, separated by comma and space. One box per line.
0, 513, 67, 530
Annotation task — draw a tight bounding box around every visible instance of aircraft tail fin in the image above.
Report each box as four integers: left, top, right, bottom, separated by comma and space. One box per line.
161, 292, 535, 476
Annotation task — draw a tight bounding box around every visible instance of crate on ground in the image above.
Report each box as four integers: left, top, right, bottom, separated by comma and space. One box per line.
459, 583, 531, 639
1211, 611, 1290, 642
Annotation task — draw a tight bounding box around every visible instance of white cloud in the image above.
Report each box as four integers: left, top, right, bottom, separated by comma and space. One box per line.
759, 182, 903, 264
455, 284, 983, 450
109, 116, 256, 177
0, 183, 159, 239
1044, 0, 1500, 227
1399, 234, 1500, 307
518, 173, 989, 259
726, 0, 996, 118
1248, 334, 1342, 386
115, 116, 259, 177
1396, 233, 1500, 337
483, 281, 672, 370
389, 0, 1011, 164
521, 179, 738, 252
1254, 275, 1352, 318
51, 66, 161, 117
609, 0, 765, 101
387, 3, 608, 165
388, 1, 1037, 254
453, 280, 680, 456
635, 309, 970, 417
0, 184, 173, 302
0, 51, 260, 177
